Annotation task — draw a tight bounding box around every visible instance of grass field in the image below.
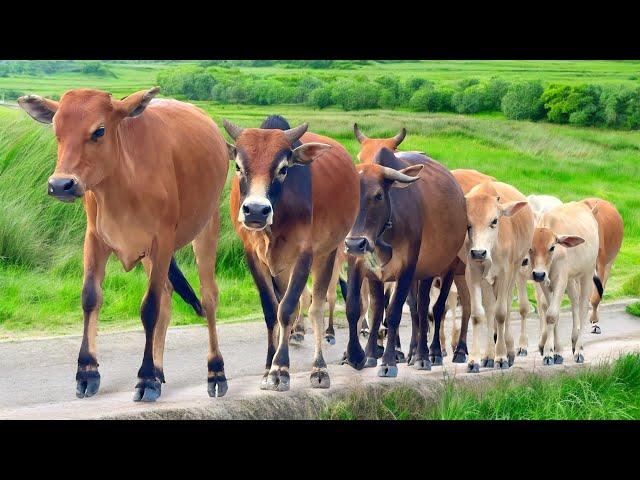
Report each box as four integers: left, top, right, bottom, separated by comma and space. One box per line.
320, 353, 640, 420
0, 61, 639, 339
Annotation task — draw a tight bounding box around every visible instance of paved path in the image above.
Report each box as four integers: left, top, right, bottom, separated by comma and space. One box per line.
0, 300, 638, 419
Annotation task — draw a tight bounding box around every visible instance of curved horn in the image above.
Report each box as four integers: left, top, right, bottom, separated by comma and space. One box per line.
380, 165, 423, 184
392, 127, 407, 147
223, 119, 245, 140
284, 123, 308, 144
354, 123, 368, 144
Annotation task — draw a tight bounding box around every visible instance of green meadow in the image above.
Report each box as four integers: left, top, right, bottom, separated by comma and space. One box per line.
0, 61, 638, 339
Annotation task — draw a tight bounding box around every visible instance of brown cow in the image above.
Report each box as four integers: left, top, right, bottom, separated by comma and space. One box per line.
225, 115, 358, 391
343, 147, 467, 376
18, 88, 229, 401
580, 198, 624, 334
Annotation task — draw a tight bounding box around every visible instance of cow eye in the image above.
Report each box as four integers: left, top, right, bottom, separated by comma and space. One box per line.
278, 165, 288, 176
91, 126, 105, 141
490, 218, 498, 228
235, 162, 243, 175
374, 192, 383, 201
549, 245, 555, 252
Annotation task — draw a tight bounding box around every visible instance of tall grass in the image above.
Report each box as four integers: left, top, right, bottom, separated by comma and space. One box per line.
321, 353, 640, 420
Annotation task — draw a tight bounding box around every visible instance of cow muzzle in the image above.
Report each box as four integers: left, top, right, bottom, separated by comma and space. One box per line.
47, 175, 84, 202
345, 236, 373, 255
239, 197, 273, 231
532, 270, 546, 282
470, 249, 488, 261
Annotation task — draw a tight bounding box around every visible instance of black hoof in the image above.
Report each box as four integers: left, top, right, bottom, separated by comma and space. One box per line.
374, 344, 384, 358
554, 354, 564, 365
467, 362, 480, 373
325, 334, 336, 345
377, 364, 398, 377
290, 332, 305, 343
360, 328, 370, 338
574, 353, 584, 364
508, 354, 515, 367
591, 325, 601, 334
395, 350, 406, 363
430, 355, 443, 366
364, 357, 378, 368
75, 370, 100, 399
310, 369, 330, 389
133, 379, 162, 402
543, 356, 554, 366
344, 347, 366, 370
495, 358, 510, 369
517, 347, 528, 357
452, 351, 467, 363
481, 358, 494, 368
208, 374, 228, 398
265, 370, 290, 392
413, 358, 432, 371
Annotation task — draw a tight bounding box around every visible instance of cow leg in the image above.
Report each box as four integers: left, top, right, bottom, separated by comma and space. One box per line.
379, 265, 416, 377
308, 250, 338, 388
449, 290, 460, 354
133, 236, 174, 402
345, 257, 366, 369
76, 228, 111, 399
430, 271, 454, 365
413, 278, 434, 370
407, 282, 422, 365
291, 287, 310, 343
364, 280, 385, 367
439, 306, 448, 357
245, 249, 279, 389
466, 264, 487, 372
493, 275, 514, 369
325, 263, 339, 345
534, 282, 548, 349
358, 278, 370, 337
574, 274, 591, 363
452, 273, 471, 363
266, 250, 313, 391
590, 260, 610, 333
516, 272, 530, 356
539, 277, 566, 365
398, 283, 417, 363
192, 216, 228, 397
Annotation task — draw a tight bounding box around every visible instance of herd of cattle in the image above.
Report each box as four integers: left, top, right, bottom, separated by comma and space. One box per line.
16, 87, 623, 402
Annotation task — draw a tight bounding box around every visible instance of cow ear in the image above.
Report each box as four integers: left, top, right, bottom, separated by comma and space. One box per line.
17, 95, 59, 124
500, 200, 528, 217
116, 87, 160, 118
226, 142, 237, 160
556, 235, 585, 248
291, 142, 332, 165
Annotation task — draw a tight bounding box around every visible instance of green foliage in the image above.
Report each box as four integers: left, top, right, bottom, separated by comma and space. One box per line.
331, 79, 381, 111
307, 86, 334, 109
409, 85, 454, 112
501, 81, 546, 121
80, 62, 116, 77
452, 83, 489, 114
627, 302, 640, 317
542, 84, 604, 126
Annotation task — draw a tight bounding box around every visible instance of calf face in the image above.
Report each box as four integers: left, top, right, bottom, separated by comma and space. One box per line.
354, 123, 406, 163
18, 87, 160, 202
345, 162, 423, 256
465, 191, 528, 264
223, 120, 331, 231
529, 227, 585, 283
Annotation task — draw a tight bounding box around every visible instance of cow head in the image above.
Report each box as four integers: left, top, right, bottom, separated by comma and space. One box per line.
529, 227, 584, 283
18, 87, 160, 202
354, 123, 407, 163
223, 119, 331, 231
345, 147, 423, 262
465, 183, 528, 265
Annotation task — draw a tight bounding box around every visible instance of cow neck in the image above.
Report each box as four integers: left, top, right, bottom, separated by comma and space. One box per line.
372, 203, 394, 267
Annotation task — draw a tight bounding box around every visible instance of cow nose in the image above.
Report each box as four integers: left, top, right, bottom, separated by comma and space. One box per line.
532, 271, 546, 282
470, 249, 487, 260
345, 237, 371, 255
48, 177, 79, 200
241, 201, 272, 226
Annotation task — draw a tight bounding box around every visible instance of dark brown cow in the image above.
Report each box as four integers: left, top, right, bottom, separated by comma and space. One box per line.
18, 88, 229, 402
225, 115, 358, 391
343, 147, 467, 376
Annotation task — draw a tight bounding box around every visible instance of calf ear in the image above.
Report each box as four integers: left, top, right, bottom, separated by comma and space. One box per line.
291, 142, 332, 165
116, 87, 160, 117
556, 235, 585, 248
500, 200, 528, 217
17, 95, 59, 124
226, 142, 237, 160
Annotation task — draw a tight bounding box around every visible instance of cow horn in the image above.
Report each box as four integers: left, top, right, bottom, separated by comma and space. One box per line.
223, 119, 245, 140
380, 165, 421, 183
284, 123, 308, 143
354, 123, 367, 143
393, 127, 407, 147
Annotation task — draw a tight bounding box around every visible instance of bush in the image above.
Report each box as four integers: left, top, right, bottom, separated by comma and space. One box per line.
501, 81, 545, 121
409, 85, 454, 112
307, 86, 334, 109
485, 77, 510, 110
542, 84, 603, 126
452, 83, 489, 114
331, 79, 381, 110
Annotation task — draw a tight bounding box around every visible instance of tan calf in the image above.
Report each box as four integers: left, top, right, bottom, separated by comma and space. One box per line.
465, 181, 533, 371
530, 201, 600, 364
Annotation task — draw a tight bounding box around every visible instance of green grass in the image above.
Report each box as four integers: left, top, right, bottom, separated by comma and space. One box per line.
627, 302, 640, 317
0, 61, 638, 338
320, 353, 640, 420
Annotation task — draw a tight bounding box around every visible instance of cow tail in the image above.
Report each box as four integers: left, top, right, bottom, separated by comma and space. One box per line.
338, 274, 348, 302
593, 273, 604, 299
168, 257, 205, 317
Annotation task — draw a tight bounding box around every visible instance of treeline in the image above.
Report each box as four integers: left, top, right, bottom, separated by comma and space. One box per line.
197, 60, 375, 69
0, 61, 116, 78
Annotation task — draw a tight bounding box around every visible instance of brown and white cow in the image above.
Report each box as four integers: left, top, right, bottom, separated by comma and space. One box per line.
580, 198, 624, 334
343, 147, 467, 376
529, 201, 600, 364
465, 181, 533, 371
18, 88, 229, 401
225, 115, 358, 391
